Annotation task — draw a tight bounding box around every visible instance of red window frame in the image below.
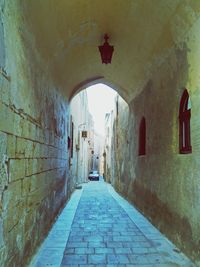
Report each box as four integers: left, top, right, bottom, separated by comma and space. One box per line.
179, 89, 192, 154
138, 117, 146, 156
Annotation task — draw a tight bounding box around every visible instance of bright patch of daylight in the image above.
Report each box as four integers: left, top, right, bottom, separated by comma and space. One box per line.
86, 84, 117, 136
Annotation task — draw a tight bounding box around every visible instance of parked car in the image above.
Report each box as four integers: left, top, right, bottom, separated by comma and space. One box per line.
88, 170, 99, 181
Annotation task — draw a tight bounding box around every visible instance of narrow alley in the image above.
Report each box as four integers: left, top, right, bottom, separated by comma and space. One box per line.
30, 179, 195, 267
1, 1, 200, 267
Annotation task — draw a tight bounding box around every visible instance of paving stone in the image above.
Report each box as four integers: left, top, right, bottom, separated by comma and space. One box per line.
113, 236, 133, 242
75, 247, 94, 254
128, 254, 151, 264
123, 241, 152, 248
83, 235, 103, 242
131, 235, 148, 242
131, 247, 155, 254
95, 247, 114, 254
62, 255, 87, 264
64, 248, 75, 254
107, 231, 121, 236
88, 241, 106, 248
107, 254, 130, 264
103, 235, 113, 241
88, 254, 106, 264
115, 247, 132, 254
146, 253, 167, 264
30, 181, 195, 267
67, 242, 88, 248
68, 236, 84, 242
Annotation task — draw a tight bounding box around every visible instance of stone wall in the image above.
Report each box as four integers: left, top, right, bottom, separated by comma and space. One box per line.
0, 1, 70, 266
0, 86, 69, 267
69, 90, 94, 186
110, 17, 200, 266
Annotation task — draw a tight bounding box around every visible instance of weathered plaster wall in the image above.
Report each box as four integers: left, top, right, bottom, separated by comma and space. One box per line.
111, 16, 200, 266
104, 96, 129, 187
104, 112, 114, 183
69, 90, 94, 186
0, 1, 70, 266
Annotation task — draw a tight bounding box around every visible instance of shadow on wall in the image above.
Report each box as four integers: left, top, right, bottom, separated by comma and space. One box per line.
112, 46, 200, 263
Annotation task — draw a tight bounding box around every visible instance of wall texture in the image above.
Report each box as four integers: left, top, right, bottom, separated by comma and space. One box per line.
69, 90, 94, 186
0, 1, 70, 266
108, 16, 200, 267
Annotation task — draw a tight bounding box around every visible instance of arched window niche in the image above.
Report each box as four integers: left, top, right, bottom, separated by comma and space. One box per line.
138, 117, 146, 156
179, 89, 192, 154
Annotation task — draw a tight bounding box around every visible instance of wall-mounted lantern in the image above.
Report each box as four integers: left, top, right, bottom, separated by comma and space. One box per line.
98, 34, 114, 64
82, 131, 87, 138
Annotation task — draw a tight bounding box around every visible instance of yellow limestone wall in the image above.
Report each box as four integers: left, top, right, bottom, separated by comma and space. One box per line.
0, 2, 70, 266
111, 16, 200, 266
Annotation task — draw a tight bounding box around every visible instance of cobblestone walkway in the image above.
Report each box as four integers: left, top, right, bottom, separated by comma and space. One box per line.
60, 181, 196, 267
30, 180, 196, 267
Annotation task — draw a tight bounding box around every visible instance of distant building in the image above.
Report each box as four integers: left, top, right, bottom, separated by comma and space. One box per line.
103, 111, 114, 182
92, 131, 104, 173
69, 90, 94, 186
103, 95, 129, 185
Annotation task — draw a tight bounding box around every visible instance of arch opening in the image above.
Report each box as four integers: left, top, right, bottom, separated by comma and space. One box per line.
68, 82, 129, 185
69, 78, 129, 104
